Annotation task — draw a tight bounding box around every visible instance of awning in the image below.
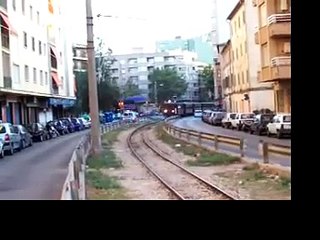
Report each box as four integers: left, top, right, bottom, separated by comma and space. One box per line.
51, 72, 61, 86
50, 45, 62, 63
0, 11, 18, 35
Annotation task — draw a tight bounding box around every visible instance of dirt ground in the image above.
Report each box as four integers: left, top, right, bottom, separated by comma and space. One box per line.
146, 126, 291, 200
90, 125, 290, 200
101, 128, 172, 200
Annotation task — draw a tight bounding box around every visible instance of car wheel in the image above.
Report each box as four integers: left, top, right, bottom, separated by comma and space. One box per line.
20, 140, 26, 150
29, 139, 33, 147
267, 130, 271, 137
0, 148, 4, 158
40, 135, 44, 142
250, 129, 254, 134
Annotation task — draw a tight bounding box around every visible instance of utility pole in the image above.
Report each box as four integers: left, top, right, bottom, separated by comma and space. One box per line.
86, 0, 101, 155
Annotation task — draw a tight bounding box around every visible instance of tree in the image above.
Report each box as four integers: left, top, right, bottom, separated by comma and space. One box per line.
95, 38, 121, 111
73, 71, 89, 115
122, 79, 141, 98
198, 65, 214, 101
148, 68, 187, 104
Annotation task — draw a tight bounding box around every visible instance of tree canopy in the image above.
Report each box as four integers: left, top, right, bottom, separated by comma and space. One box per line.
122, 79, 141, 98
148, 68, 187, 104
198, 65, 214, 101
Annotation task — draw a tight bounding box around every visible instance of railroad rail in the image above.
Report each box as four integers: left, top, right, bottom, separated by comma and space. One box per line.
127, 122, 236, 200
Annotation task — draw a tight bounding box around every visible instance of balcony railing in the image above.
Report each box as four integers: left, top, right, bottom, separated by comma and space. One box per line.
271, 56, 291, 67
3, 76, 12, 89
267, 14, 291, 25
1, 33, 9, 49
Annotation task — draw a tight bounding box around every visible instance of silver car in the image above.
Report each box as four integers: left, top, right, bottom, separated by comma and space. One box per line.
0, 123, 22, 155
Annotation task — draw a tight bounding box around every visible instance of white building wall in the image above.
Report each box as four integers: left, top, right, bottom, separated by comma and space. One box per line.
8, 0, 51, 95
38, 109, 53, 125
249, 90, 274, 111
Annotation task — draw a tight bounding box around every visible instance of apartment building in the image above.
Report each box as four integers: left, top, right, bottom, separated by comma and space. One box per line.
109, 50, 207, 101
219, 40, 233, 111
73, 43, 88, 73
226, 0, 274, 113
0, 0, 75, 124
254, 0, 291, 113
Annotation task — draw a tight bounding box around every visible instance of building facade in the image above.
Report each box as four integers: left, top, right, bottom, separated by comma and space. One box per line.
0, 0, 75, 124
226, 0, 274, 113
109, 50, 207, 101
156, 35, 214, 64
254, 0, 291, 113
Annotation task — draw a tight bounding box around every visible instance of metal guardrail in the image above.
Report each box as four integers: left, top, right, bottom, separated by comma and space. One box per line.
60, 118, 148, 200
164, 119, 291, 164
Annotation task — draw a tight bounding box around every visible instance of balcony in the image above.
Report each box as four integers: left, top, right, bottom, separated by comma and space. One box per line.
1, 33, 9, 49
260, 56, 291, 82
3, 76, 12, 89
267, 14, 291, 38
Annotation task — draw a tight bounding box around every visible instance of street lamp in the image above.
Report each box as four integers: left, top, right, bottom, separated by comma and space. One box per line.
86, 0, 101, 155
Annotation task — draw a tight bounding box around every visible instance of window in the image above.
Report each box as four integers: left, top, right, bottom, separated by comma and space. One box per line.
23, 32, 27, 47
240, 44, 243, 56
37, 11, 40, 24
33, 68, 37, 84
22, 0, 25, 15
242, 71, 245, 84
12, 0, 16, 10
30, 6, 33, 20
24, 65, 29, 82
238, 16, 241, 28
43, 43, 47, 55
32, 37, 35, 51
13, 64, 20, 84
261, 44, 269, 67
244, 41, 247, 54
45, 72, 48, 85
259, 3, 267, 27
236, 48, 238, 60
237, 74, 240, 85
39, 41, 42, 55
40, 70, 43, 85
243, 11, 245, 24
246, 70, 249, 83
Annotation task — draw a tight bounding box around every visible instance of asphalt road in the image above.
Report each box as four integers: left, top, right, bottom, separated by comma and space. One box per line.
0, 130, 88, 200
172, 117, 291, 167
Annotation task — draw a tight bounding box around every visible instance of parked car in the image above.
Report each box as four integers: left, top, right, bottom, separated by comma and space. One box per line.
231, 113, 255, 131
194, 109, 203, 118
221, 113, 237, 129
60, 118, 75, 133
266, 113, 291, 138
0, 123, 22, 155
0, 140, 4, 158
78, 117, 91, 129
250, 114, 275, 135
122, 111, 138, 122
209, 112, 226, 126
14, 125, 33, 149
26, 123, 50, 142
71, 118, 84, 131
202, 110, 212, 123
50, 120, 69, 135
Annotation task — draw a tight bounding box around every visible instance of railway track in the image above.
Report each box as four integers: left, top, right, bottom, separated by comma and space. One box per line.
127, 122, 237, 200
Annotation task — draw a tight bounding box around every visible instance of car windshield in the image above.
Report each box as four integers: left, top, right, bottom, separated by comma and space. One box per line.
242, 114, 254, 119
0, 125, 6, 134
195, 110, 202, 113
283, 115, 291, 122
261, 115, 273, 121
230, 114, 236, 119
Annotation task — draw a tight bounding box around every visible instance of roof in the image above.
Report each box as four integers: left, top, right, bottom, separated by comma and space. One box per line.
220, 40, 231, 55
227, 0, 244, 20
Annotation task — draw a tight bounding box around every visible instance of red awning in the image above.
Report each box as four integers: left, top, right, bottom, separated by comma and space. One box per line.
51, 72, 61, 86
0, 11, 18, 35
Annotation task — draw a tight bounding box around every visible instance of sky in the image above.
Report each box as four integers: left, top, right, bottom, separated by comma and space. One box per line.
64, 0, 238, 54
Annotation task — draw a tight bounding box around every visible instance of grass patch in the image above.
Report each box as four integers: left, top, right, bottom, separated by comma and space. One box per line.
87, 170, 121, 190
157, 124, 240, 166
87, 150, 122, 170
86, 170, 128, 200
